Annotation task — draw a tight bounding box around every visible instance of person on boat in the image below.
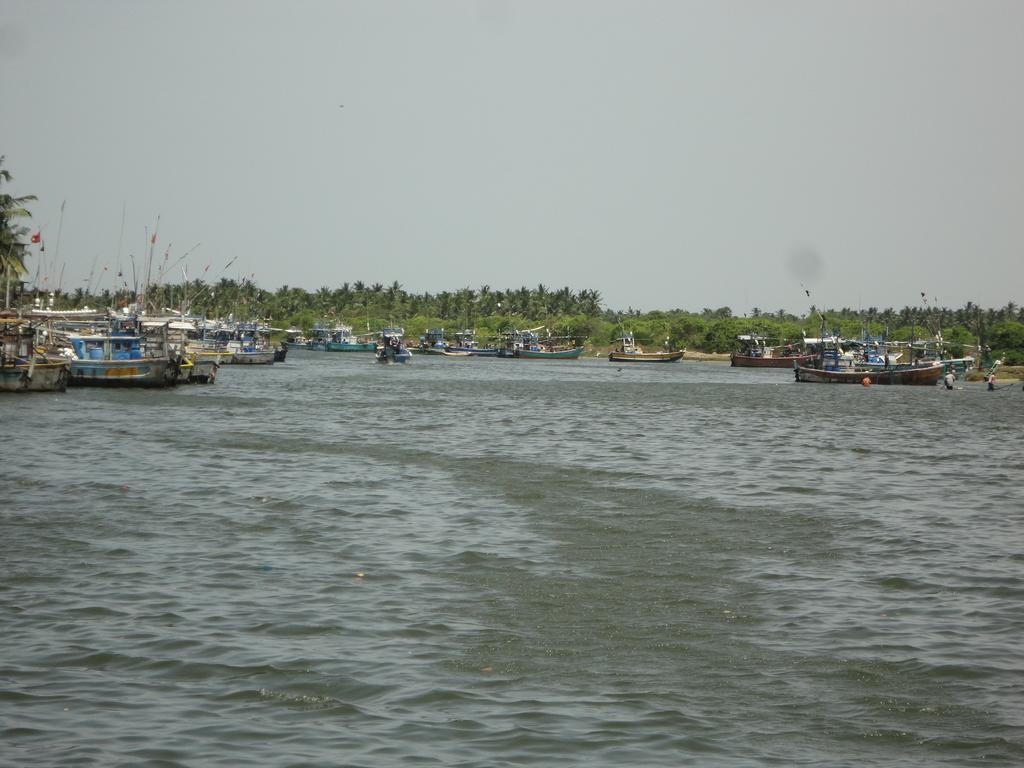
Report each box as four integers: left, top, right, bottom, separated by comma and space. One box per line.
944, 371, 955, 390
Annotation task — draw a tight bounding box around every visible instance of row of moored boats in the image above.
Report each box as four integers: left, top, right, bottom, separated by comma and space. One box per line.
731, 333, 976, 385
289, 325, 686, 364
3, 314, 979, 391
0, 312, 287, 393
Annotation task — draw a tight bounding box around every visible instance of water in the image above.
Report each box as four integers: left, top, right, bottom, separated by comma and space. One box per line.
2, 353, 1022, 767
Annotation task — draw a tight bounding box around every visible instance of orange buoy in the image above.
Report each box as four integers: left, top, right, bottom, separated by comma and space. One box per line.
861, 377, 871, 387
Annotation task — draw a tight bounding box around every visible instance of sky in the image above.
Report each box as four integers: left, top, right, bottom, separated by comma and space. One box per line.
2, 0, 1022, 315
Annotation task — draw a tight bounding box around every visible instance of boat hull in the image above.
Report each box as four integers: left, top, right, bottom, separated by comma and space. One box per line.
186, 356, 219, 383
609, 350, 685, 363
325, 342, 376, 352
732, 353, 816, 368
795, 363, 944, 385
509, 347, 585, 360
0, 361, 70, 392
376, 348, 412, 364
69, 357, 175, 387
448, 347, 499, 357
228, 351, 276, 365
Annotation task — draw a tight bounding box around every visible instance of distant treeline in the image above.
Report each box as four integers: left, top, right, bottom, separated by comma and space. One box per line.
39, 280, 1024, 363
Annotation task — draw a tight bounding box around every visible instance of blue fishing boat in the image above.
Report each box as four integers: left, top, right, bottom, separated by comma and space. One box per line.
447, 329, 499, 357
304, 324, 375, 352
282, 329, 309, 351
418, 328, 448, 354
375, 328, 412, 364
197, 321, 277, 364
327, 325, 376, 352
66, 316, 177, 388
497, 328, 583, 359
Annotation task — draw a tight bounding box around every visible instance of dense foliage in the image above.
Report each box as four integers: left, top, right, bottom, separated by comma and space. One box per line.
0, 156, 37, 291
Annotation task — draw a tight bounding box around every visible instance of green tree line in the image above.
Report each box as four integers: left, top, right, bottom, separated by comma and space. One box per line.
41, 279, 1024, 363
4, 157, 1024, 362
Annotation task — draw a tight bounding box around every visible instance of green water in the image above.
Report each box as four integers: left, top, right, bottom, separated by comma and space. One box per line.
2, 354, 1022, 766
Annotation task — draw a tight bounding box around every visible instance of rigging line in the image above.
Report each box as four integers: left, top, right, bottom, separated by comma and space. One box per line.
115, 202, 126, 276
54, 200, 66, 293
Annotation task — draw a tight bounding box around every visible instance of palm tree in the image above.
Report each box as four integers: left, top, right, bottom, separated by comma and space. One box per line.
1, 157, 38, 306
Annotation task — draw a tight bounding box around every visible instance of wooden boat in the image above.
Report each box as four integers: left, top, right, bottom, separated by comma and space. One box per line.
375, 328, 412, 364
181, 354, 219, 383
440, 349, 473, 357
1, 317, 69, 392
497, 329, 583, 359
516, 345, 584, 360
0, 358, 69, 392
197, 321, 276, 365
731, 351, 816, 367
447, 330, 499, 356
418, 328, 449, 354
731, 334, 815, 368
65, 318, 177, 388
155, 319, 219, 385
795, 361, 944, 385
608, 334, 685, 363
313, 324, 376, 352
793, 331, 945, 385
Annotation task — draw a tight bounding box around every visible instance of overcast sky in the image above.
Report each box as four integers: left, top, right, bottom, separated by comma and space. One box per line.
2, 0, 1021, 314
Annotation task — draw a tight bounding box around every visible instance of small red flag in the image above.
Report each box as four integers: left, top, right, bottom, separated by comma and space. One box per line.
31, 231, 41, 243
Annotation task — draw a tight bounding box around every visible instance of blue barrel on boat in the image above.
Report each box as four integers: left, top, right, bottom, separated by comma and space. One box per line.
89, 347, 104, 360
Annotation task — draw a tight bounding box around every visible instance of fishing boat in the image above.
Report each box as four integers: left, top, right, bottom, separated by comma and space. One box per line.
64, 316, 177, 388
375, 328, 412, 364
730, 334, 816, 368
161, 319, 220, 384
795, 361, 944, 385
794, 335, 944, 385
608, 333, 685, 363
0, 316, 70, 393
282, 329, 309, 351
418, 328, 449, 354
447, 329, 499, 357
230, 322, 277, 364
304, 325, 331, 351
307, 324, 376, 352
497, 328, 584, 359
198, 321, 277, 364
440, 349, 473, 358
517, 345, 585, 360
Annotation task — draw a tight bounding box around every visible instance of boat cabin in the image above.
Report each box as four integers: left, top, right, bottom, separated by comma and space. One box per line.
614, 334, 642, 354
69, 334, 143, 361
420, 328, 446, 349
453, 330, 478, 349
1, 318, 38, 361
330, 325, 355, 343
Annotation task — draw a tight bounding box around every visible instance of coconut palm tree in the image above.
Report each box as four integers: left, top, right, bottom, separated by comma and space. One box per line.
1, 157, 38, 306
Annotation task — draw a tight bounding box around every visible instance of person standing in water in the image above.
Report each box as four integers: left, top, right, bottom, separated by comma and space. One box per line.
987, 372, 996, 391
944, 371, 956, 390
